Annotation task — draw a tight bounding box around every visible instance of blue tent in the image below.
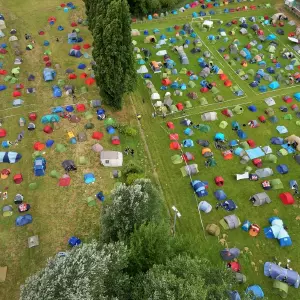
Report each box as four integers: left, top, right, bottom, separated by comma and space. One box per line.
214, 189, 227, 200
106, 126, 115, 134
0, 152, 22, 163
242, 220, 251, 232
16, 214, 32, 226
57, 25, 64, 31
232, 121, 240, 130
13, 99, 24, 106
68, 32, 80, 44
246, 285, 264, 299
184, 128, 193, 135
183, 139, 194, 147
34, 157, 46, 176
264, 262, 300, 288
271, 137, 284, 145
266, 34, 276, 41
52, 106, 64, 113
170, 37, 176, 43
266, 67, 275, 74
78, 63, 86, 69
147, 15, 152, 20
221, 200, 237, 211
143, 30, 149, 35
199, 11, 206, 16
191, 180, 208, 197
0, 85, 7, 91
160, 34, 166, 40
41, 114, 60, 124
65, 105, 74, 112
214, 132, 225, 141
248, 105, 257, 112
84, 173, 95, 184
234, 147, 243, 156
44, 40, 50, 46
0, 14, 5, 20
96, 191, 105, 202
69, 49, 82, 58
250, 81, 259, 87
229, 140, 239, 147
43, 68, 56, 81
228, 291, 241, 300
294, 92, 300, 101
192, 12, 198, 17
209, 10, 215, 15
258, 85, 267, 92
46, 140, 54, 148
52, 85, 62, 97
237, 130, 247, 139
276, 164, 289, 174
269, 81, 279, 90
68, 236, 81, 247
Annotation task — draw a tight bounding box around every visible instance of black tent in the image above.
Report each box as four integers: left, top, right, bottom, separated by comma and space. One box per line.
62, 160, 77, 172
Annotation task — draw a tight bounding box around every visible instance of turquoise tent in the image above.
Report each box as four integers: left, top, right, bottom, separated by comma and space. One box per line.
41, 114, 60, 124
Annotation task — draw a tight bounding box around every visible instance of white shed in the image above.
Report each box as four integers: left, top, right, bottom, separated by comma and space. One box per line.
100, 151, 123, 167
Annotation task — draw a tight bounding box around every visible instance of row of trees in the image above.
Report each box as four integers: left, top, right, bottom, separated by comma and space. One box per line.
84, 0, 137, 109
128, 0, 181, 16
20, 179, 233, 299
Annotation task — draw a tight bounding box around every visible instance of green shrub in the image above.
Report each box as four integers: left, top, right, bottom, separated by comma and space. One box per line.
123, 160, 143, 177
126, 173, 144, 185
116, 123, 137, 137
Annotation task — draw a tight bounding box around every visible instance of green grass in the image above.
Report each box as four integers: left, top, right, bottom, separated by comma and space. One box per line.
0, 1, 149, 299
131, 3, 300, 299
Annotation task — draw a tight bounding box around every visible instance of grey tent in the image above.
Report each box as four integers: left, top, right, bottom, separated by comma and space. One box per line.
199, 67, 210, 78
77, 132, 87, 142
14, 194, 24, 204
62, 160, 77, 172
180, 164, 198, 177
294, 154, 300, 165
90, 100, 101, 108
174, 46, 189, 65
28, 236, 39, 248
219, 214, 241, 230
235, 273, 247, 284
250, 192, 271, 206
2, 205, 13, 217
220, 248, 240, 261
92, 143, 103, 153
197, 140, 210, 147
255, 168, 273, 178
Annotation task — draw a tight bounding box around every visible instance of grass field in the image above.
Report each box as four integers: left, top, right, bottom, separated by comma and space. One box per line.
131, 2, 300, 299
0, 0, 300, 299
0, 1, 149, 299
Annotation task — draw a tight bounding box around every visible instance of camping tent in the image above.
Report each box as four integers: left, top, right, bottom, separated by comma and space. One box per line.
180, 164, 198, 177
220, 248, 240, 261
69, 49, 82, 57
219, 214, 241, 230
250, 192, 271, 206
0, 152, 22, 163
279, 192, 295, 205
43, 68, 56, 81
192, 180, 208, 197
201, 112, 217, 121
100, 151, 123, 167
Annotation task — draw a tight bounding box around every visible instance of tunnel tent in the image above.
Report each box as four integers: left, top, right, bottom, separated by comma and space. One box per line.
219, 214, 241, 230
250, 192, 271, 206
180, 164, 198, 177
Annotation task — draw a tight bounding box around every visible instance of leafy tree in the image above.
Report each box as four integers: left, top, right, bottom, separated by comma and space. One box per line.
20, 241, 130, 300
132, 255, 233, 300
101, 179, 162, 242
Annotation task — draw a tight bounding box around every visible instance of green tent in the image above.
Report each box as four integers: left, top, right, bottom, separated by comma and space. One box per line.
12, 67, 20, 74
188, 81, 196, 88
57, 79, 65, 86
56, 144, 67, 153
273, 280, 288, 298
171, 154, 183, 164
199, 124, 210, 133
179, 68, 187, 74
50, 170, 60, 179
207, 157, 217, 167
44, 49, 51, 55
247, 69, 255, 76
2, 205, 13, 217
85, 122, 94, 129
231, 85, 240, 92
185, 101, 192, 108
78, 156, 88, 165
240, 141, 250, 150
211, 87, 219, 94
170, 105, 178, 113
283, 114, 292, 120
84, 111, 93, 120
199, 97, 208, 105
104, 118, 116, 126
232, 105, 244, 114
270, 178, 283, 190
28, 182, 38, 190
265, 154, 277, 163
87, 196, 96, 207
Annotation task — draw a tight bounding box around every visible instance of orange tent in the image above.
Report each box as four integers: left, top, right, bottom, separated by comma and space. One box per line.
223, 150, 233, 160
80, 73, 88, 79
224, 80, 232, 87
219, 74, 228, 81
170, 141, 181, 150
162, 78, 172, 85
85, 78, 95, 85
202, 148, 211, 155
33, 142, 45, 151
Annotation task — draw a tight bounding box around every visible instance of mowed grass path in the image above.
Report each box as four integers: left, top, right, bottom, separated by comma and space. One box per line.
0, 1, 148, 299
131, 3, 300, 298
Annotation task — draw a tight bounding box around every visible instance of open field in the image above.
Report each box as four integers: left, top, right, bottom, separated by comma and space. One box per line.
0, 1, 149, 299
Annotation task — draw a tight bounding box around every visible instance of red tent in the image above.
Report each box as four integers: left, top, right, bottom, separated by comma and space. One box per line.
59, 175, 71, 187
45, 61, 52, 67
176, 103, 184, 111
221, 109, 232, 117
167, 122, 174, 129
264, 15, 269, 20
219, 74, 228, 81
161, 78, 172, 85
231, 20, 238, 24
169, 133, 179, 140
33, 142, 45, 151
246, 43, 251, 49
0, 129, 7, 138
207, 3, 213, 8
227, 262, 241, 272
43, 125, 53, 134
48, 16, 57, 22
80, 73, 88, 79
83, 43, 91, 49
71, 22, 78, 27
200, 87, 209, 93
279, 192, 295, 205
15, 83, 24, 90
13, 91, 21, 97
283, 95, 292, 103
224, 80, 232, 87
186, 70, 193, 76
170, 141, 181, 150
291, 104, 298, 111
0, 49, 7, 54
72, 45, 81, 50
29, 112, 37, 121
76, 104, 86, 112
60, 3, 66, 7
0, 69, 7, 75
43, 55, 50, 62
257, 30, 264, 35
111, 136, 120, 145
174, 25, 180, 30
253, 158, 262, 167
247, 139, 256, 148
69, 74, 77, 79
13, 174, 23, 184
258, 115, 266, 123
279, 21, 284, 27
85, 78, 95, 85
215, 176, 224, 186
182, 153, 194, 162
92, 132, 104, 140
38, 31, 45, 35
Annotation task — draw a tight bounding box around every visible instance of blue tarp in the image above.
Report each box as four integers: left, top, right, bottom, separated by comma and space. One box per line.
0, 152, 22, 163
276, 125, 288, 134
52, 106, 64, 113
246, 147, 265, 159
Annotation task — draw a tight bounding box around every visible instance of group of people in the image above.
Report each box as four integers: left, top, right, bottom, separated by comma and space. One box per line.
124, 147, 134, 157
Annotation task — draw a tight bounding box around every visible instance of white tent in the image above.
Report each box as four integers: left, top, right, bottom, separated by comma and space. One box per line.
0, 30, 4, 38
154, 101, 162, 107
264, 97, 276, 106
236, 172, 249, 180
262, 146, 272, 154
201, 112, 218, 121
156, 50, 167, 56
158, 40, 167, 45
240, 28, 248, 35
9, 35, 18, 42
203, 20, 213, 30
100, 151, 123, 167
0, 20, 6, 30
131, 29, 140, 36
151, 92, 160, 100
137, 65, 148, 74
136, 54, 142, 59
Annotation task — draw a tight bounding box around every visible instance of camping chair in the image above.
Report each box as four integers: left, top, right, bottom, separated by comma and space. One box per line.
87, 196, 96, 207
273, 280, 288, 298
